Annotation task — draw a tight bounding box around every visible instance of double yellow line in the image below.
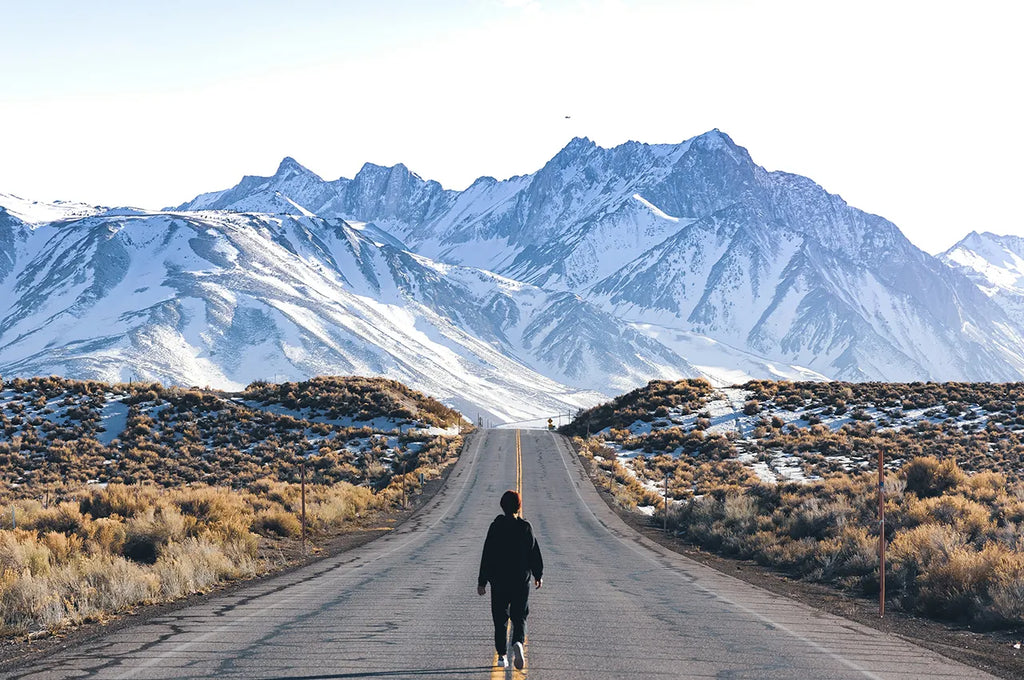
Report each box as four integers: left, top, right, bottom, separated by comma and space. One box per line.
491, 430, 526, 678
516, 429, 523, 511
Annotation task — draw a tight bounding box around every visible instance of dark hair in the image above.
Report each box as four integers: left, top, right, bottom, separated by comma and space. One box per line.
500, 490, 521, 515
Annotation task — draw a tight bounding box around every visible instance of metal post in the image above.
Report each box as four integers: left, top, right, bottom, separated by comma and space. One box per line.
300, 460, 307, 554
664, 473, 669, 533
878, 447, 886, 618
11, 507, 15, 530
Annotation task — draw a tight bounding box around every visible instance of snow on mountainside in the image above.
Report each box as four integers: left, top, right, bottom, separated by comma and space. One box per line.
6, 129, 1024, 421
0, 208, 706, 422
943, 231, 1024, 295
0, 192, 103, 225
172, 130, 1024, 384
0, 209, 28, 283
942, 231, 1024, 329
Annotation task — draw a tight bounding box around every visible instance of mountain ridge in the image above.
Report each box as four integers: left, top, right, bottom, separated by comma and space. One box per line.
4, 130, 1023, 421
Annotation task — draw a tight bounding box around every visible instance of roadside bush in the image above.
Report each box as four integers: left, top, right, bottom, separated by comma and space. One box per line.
989, 556, 1024, 623
902, 456, 967, 498
252, 510, 302, 538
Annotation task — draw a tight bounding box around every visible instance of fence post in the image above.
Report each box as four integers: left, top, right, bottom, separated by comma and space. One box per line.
878, 447, 886, 618
663, 474, 669, 533
300, 460, 307, 555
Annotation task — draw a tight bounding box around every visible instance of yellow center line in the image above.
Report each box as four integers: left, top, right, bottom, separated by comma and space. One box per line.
515, 431, 527, 674
515, 430, 523, 508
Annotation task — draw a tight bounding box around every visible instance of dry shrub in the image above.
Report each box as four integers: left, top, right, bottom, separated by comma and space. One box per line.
56, 555, 158, 616
30, 502, 85, 536
916, 545, 1004, 619
613, 490, 637, 510
902, 456, 966, 498
0, 471, 432, 635
0, 570, 65, 632
154, 538, 245, 599
967, 471, 1005, 503
123, 506, 188, 564
84, 517, 128, 556
41, 532, 83, 564
762, 537, 819, 571
171, 486, 253, 541
250, 479, 297, 510
307, 484, 376, 529
815, 526, 878, 581
989, 555, 1024, 624
889, 523, 962, 572
0, 530, 52, 576
5, 499, 44, 527
784, 497, 850, 541
722, 494, 759, 533
252, 510, 301, 538
79, 484, 158, 519
903, 495, 992, 542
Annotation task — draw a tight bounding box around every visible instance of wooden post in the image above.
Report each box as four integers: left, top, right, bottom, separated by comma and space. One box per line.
878, 447, 886, 618
664, 473, 669, 533
300, 460, 307, 554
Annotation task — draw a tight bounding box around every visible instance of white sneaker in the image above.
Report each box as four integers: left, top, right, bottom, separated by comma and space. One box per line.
512, 642, 525, 670
496, 654, 509, 668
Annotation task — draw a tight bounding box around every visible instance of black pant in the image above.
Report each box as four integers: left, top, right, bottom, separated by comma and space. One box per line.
490, 580, 530, 655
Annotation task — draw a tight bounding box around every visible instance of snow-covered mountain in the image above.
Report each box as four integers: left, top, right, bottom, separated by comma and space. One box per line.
4, 130, 1024, 421
0, 206, 704, 422
941, 231, 1024, 330
173, 130, 1024, 383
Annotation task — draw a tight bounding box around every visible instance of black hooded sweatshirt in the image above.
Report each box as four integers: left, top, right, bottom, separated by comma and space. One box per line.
478, 513, 544, 587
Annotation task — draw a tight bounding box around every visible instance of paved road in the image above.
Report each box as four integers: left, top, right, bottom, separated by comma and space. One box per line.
8, 430, 995, 679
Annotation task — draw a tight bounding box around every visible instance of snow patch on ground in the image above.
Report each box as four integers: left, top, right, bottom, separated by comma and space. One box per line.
97, 397, 129, 445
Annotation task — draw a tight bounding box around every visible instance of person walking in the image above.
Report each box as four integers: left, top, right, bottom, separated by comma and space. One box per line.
477, 489, 543, 670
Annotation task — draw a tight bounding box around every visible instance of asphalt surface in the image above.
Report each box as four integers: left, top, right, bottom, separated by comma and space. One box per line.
7, 430, 996, 679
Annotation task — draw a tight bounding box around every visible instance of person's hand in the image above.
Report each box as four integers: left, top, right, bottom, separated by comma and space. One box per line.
534, 578, 543, 590
477, 585, 486, 596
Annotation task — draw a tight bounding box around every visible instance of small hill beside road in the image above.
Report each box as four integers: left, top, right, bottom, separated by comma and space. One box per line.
0, 374, 466, 638
564, 379, 1024, 630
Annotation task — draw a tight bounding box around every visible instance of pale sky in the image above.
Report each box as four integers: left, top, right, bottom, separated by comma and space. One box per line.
0, 0, 1020, 254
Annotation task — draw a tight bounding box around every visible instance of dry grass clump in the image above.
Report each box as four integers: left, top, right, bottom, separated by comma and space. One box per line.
0, 475, 394, 637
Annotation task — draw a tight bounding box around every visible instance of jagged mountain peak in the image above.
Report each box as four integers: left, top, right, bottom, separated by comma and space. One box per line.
274, 156, 320, 180
692, 127, 735, 146
562, 136, 597, 152
942, 231, 1024, 290
950, 230, 1024, 252
354, 161, 422, 183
